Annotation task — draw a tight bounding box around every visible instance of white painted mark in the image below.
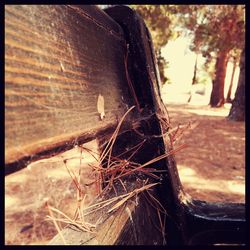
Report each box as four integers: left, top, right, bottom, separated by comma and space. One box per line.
126, 206, 133, 224
60, 61, 65, 72
97, 94, 105, 120
126, 206, 137, 241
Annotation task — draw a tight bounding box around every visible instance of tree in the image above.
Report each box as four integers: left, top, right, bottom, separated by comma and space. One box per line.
191, 53, 198, 86
175, 5, 245, 107
157, 50, 169, 85
130, 5, 179, 85
228, 48, 245, 121
209, 47, 230, 107
199, 6, 244, 107
131, 5, 175, 50
226, 49, 241, 103
131, 5, 245, 95
226, 58, 237, 103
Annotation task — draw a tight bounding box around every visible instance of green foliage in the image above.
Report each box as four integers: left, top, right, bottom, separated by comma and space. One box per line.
131, 5, 245, 58
176, 5, 245, 93
228, 48, 242, 64
130, 5, 245, 87
130, 5, 179, 84
203, 56, 216, 80
157, 51, 169, 84
177, 5, 245, 58
131, 5, 177, 50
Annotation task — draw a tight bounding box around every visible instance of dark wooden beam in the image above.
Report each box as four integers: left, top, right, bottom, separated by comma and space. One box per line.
5, 5, 134, 172
49, 185, 164, 245
48, 5, 182, 245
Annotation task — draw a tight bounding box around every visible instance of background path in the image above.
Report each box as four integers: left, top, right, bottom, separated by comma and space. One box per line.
165, 103, 245, 203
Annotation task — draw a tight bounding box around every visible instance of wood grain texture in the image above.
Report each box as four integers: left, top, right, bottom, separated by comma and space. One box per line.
5, 5, 133, 165
49, 190, 164, 245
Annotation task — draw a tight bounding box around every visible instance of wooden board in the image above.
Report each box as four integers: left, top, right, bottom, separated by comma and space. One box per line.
5, 5, 133, 169
47, 6, 173, 245
5, 5, 246, 246
49, 185, 164, 245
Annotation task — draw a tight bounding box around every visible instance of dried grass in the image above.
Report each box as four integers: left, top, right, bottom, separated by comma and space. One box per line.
46, 106, 189, 244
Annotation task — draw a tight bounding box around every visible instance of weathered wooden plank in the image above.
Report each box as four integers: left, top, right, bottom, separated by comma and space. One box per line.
49, 185, 164, 245
5, 5, 246, 246
105, 6, 190, 245
5, 5, 133, 167
47, 5, 171, 245
66, 5, 123, 35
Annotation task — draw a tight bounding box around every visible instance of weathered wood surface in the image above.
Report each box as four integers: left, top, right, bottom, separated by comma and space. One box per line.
49, 187, 164, 245
105, 6, 189, 245
5, 5, 133, 169
48, 5, 175, 245
5, 5, 245, 246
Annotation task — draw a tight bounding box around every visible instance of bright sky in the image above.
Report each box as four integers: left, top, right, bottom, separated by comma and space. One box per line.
161, 36, 205, 92
160, 36, 239, 104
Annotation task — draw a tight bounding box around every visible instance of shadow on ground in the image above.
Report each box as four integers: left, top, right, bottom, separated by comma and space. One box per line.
165, 103, 245, 203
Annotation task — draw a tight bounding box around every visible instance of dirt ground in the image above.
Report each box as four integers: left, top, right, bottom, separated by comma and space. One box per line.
5, 103, 245, 245
166, 103, 245, 203
5, 141, 101, 245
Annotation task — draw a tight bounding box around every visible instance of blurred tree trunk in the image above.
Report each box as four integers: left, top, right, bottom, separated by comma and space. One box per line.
228, 48, 245, 121
210, 49, 229, 107
226, 58, 237, 103
188, 53, 198, 103
156, 50, 168, 85
191, 53, 198, 86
